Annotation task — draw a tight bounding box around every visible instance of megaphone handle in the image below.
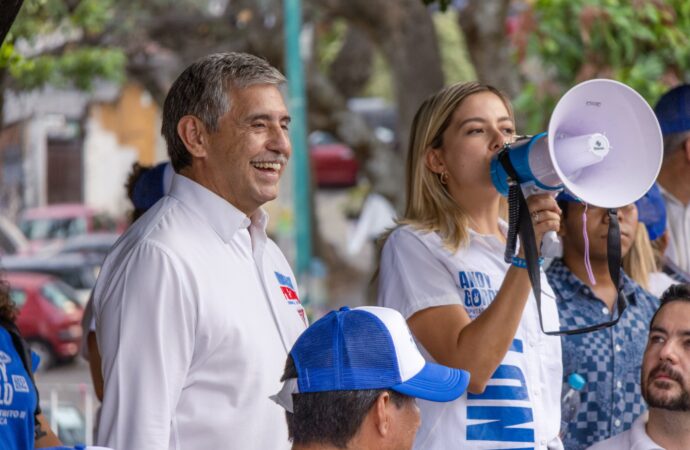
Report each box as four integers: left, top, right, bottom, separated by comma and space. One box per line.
540, 230, 561, 258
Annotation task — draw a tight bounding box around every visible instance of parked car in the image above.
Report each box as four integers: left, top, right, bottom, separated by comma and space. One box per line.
38, 232, 119, 267
0, 216, 29, 256
5, 272, 84, 369
1, 253, 99, 305
18, 203, 117, 252
309, 131, 360, 188
40, 403, 87, 445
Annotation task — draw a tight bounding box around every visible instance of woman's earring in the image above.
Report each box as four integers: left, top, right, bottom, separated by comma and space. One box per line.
440, 171, 449, 185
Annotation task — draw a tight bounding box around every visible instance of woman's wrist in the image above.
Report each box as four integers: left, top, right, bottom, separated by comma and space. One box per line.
511, 255, 544, 269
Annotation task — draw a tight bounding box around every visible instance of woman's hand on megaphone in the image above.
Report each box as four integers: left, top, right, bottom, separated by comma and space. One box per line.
520, 193, 562, 257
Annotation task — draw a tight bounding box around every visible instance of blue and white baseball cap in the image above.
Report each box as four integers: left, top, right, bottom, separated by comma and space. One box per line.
635, 182, 667, 241
271, 306, 470, 412
655, 84, 690, 135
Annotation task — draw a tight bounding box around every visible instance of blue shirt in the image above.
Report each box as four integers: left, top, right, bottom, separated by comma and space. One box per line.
546, 259, 659, 450
0, 327, 40, 450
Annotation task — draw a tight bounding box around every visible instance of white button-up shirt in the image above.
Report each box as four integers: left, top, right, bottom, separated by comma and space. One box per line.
94, 174, 307, 450
587, 412, 665, 450
660, 186, 690, 273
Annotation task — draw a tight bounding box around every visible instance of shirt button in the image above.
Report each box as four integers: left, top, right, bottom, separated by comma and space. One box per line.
602, 307, 609, 314
615, 344, 622, 352
616, 381, 622, 389
541, 439, 547, 446
615, 419, 621, 427
529, 340, 536, 348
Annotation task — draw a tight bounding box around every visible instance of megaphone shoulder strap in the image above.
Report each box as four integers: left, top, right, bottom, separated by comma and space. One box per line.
497, 147, 628, 336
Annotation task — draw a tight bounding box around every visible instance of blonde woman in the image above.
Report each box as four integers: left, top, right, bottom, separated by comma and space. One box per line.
377, 82, 563, 449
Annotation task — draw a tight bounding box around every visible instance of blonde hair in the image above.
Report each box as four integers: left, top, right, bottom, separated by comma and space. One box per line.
623, 223, 658, 291
382, 81, 513, 252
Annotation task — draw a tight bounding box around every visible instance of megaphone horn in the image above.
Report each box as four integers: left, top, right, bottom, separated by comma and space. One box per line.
491, 78, 663, 209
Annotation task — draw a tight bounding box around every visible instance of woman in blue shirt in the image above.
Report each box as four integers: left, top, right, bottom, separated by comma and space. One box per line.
0, 276, 61, 449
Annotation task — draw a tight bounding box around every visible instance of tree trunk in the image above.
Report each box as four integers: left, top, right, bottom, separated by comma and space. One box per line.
328, 27, 374, 98
0, 0, 24, 45
457, 0, 520, 97
317, 0, 445, 207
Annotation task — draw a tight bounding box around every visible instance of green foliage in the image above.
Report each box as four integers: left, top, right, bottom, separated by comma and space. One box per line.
518, 0, 690, 132
1, 0, 125, 92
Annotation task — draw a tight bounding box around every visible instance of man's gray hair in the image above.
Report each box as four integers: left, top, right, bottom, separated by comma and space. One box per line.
161, 52, 286, 171
663, 130, 690, 160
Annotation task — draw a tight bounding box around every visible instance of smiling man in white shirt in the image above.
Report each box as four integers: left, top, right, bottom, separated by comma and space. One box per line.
93, 52, 308, 450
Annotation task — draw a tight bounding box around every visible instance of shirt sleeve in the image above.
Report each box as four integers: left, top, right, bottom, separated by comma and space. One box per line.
377, 227, 461, 319
30, 350, 40, 373
95, 241, 196, 450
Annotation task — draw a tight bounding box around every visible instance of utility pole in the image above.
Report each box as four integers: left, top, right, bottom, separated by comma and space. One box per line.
283, 0, 312, 279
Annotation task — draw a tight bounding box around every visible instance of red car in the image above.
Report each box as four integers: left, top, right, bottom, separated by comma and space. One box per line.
18, 203, 118, 252
5, 272, 84, 369
309, 131, 360, 187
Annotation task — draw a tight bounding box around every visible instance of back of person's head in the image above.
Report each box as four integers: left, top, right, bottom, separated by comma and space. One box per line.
125, 161, 173, 223
399, 81, 512, 251
161, 52, 286, 172
273, 306, 469, 449
0, 275, 17, 323
654, 84, 690, 160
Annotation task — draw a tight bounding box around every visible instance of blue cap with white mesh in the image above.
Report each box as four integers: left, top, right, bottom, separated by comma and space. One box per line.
654, 84, 690, 135
635, 182, 667, 241
271, 306, 469, 411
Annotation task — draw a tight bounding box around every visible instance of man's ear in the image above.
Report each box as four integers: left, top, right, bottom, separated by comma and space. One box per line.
683, 137, 690, 164
425, 147, 445, 176
177, 115, 209, 158
373, 392, 392, 437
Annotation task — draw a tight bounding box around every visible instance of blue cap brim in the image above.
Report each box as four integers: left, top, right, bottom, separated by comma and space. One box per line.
390, 362, 470, 402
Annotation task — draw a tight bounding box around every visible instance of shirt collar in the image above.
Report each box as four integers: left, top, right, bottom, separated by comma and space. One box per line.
546, 258, 638, 304
659, 184, 685, 209
630, 412, 665, 450
168, 173, 268, 244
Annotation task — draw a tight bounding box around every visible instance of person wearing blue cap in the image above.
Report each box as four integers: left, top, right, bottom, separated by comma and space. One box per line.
377, 82, 564, 449
92, 53, 306, 450
547, 194, 659, 449
589, 284, 690, 450
0, 276, 62, 449
625, 182, 680, 297
272, 306, 470, 450
654, 84, 690, 274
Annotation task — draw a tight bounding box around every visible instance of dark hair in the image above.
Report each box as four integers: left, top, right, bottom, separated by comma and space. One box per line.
125, 162, 148, 223
161, 52, 285, 172
0, 275, 18, 323
280, 355, 412, 448
650, 283, 690, 327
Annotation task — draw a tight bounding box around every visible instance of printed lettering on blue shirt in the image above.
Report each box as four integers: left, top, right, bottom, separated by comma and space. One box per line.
466, 339, 535, 445
459, 271, 497, 319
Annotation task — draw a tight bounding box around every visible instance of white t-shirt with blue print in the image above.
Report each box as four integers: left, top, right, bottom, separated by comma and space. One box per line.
0, 326, 39, 450
378, 224, 563, 449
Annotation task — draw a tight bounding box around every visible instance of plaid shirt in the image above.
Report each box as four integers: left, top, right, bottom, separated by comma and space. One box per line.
546, 259, 659, 450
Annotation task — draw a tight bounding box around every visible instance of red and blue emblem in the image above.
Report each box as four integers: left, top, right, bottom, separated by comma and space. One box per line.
275, 272, 300, 305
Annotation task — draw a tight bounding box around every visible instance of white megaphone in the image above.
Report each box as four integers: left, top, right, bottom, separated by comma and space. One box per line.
491, 79, 663, 254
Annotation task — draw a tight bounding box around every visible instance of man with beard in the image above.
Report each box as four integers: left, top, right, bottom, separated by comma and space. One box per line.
589, 283, 690, 450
